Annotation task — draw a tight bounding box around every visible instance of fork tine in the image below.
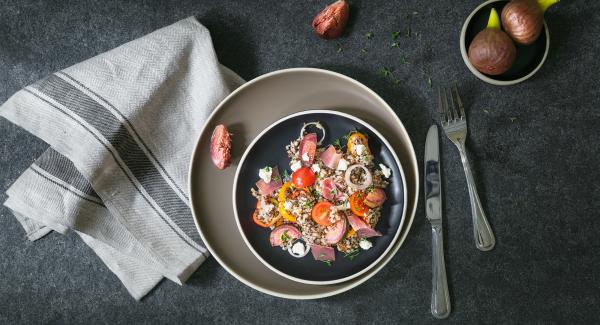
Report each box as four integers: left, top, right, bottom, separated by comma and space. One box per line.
454, 85, 466, 120
437, 87, 447, 124
447, 87, 459, 121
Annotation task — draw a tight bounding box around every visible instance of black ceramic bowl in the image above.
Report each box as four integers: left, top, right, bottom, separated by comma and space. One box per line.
232, 110, 407, 285
460, 0, 550, 85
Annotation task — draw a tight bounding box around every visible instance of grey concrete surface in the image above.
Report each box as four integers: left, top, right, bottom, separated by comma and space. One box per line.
1, 0, 599, 324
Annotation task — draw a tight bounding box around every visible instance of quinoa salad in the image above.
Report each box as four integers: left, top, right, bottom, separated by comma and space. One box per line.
250, 122, 392, 264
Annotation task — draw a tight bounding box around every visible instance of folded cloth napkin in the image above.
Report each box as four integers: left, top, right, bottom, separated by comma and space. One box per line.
1, 17, 244, 300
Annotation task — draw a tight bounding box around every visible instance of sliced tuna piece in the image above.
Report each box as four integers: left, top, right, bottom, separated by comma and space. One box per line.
256, 166, 282, 195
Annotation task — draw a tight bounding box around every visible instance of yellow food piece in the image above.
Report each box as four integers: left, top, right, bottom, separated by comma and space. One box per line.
487, 8, 501, 29
278, 182, 296, 222
346, 228, 356, 238
538, 0, 559, 12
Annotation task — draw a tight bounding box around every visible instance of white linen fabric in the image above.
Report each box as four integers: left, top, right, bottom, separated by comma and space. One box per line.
0, 17, 244, 300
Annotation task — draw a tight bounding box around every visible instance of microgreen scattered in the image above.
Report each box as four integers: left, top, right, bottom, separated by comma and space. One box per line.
381, 67, 392, 77
281, 231, 291, 242
344, 249, 360, 261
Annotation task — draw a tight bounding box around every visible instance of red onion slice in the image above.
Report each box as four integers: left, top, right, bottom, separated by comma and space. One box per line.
299, 122, 326, 145
344, 164, 372, 190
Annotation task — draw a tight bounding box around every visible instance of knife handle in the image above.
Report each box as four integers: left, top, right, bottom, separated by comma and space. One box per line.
431, 223, 451, 319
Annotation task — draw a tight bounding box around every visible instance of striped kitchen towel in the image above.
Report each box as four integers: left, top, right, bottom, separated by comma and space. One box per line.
0, 17, 244, 300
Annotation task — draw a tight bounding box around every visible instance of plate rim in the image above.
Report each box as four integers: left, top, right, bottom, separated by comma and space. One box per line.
232, 109, 408, 285
188, 67, 420, 299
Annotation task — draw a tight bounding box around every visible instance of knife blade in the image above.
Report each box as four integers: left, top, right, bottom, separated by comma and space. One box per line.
424, 125, 450, 319
425, 125, 441, 221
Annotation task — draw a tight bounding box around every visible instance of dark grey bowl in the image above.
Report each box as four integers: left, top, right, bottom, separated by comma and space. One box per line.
232, 110, 407, 285
460, 0, 550, 86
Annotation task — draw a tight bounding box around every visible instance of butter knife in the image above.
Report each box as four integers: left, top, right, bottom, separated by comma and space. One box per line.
425, 125, 451, 319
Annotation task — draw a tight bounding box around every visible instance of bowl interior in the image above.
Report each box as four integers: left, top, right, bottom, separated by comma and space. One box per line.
463, 0, 548, 82
234, 111, 405, 283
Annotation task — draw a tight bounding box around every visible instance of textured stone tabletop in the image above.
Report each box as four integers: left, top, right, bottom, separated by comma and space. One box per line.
1, 0, 599, 323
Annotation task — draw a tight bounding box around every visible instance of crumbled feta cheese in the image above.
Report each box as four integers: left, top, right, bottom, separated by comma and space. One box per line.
379, 163, 392, 178
354, 144, 366, 155
291, 241, 305, 255
335, 201, 351, 211
263, 204, 275, 213
359, 238, 373, 250
337, 158, 349, 171
311, 164, 321, 173
301, 152, 310, 162
258, 166, 272, 183
290, 160, 302, 171
283, 201, 293, 210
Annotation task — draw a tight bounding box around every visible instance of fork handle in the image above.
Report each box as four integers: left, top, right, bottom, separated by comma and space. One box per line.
457, 144, 496, 251
431, 223, 451, 319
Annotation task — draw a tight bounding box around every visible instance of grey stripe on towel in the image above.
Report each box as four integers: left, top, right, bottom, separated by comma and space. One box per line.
34, 148, 100, 199
30, 74, 203, 248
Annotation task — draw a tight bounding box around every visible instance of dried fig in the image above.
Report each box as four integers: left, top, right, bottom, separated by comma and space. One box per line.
311, 0, 349, 39
468, 8, 516, 76
210, 124, 232, 170
501, 0, 559, 45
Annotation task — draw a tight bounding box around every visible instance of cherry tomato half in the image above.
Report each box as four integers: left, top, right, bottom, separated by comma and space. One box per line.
311, 201, 334, 226
349, 191, 369, 217
291, 167, 316, 188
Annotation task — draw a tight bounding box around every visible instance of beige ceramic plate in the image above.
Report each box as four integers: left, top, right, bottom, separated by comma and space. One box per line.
189, 68, 419, 299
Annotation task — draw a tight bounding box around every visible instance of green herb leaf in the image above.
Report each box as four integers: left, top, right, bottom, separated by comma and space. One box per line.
391, 31, 400, 40
360, 48, 368, 53
344, 249, 360, 261
427, 77, 432, 88
381, 67, 392, 77
333, 138, 341, 148
510, 117, 518, 122
282, 169, 290, 182
336, 45, 343, 53
391, 42, 399, 48
281, 230, 290, 243
365, 32, 374, 40
400, 56, 409, 64
394, 79, 402, 85
311, 189, 321, 200
322, 260, 332, 267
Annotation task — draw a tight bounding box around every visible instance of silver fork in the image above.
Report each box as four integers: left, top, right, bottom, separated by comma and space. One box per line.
438, 86, 495, 251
